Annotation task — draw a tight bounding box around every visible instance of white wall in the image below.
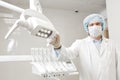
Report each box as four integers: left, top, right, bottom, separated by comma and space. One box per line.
0, 8, 89, 80
106, 0, 120, 50
106, 0, 120, 79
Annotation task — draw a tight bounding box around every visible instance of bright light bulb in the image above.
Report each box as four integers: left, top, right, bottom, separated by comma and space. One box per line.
37, 32, 41, 36
47, 30, 51, 34
44, 34, 48, 38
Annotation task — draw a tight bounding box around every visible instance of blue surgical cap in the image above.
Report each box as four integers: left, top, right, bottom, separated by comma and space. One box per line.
83, 14, 106, 32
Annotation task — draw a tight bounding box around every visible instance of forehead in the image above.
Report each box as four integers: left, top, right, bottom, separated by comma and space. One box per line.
89, 20, 101, 24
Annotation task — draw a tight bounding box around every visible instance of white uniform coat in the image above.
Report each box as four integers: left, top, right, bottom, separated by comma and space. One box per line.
56, 36, 119, 80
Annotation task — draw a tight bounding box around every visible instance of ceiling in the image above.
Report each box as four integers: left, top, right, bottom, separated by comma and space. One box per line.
0, 0, 106, 18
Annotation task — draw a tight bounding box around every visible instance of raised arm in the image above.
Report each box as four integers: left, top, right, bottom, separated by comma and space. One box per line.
48, 34, 79, 60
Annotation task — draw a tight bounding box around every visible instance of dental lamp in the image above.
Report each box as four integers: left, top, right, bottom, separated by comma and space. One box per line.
4, 0, 57, 39
2, 0, 79, 79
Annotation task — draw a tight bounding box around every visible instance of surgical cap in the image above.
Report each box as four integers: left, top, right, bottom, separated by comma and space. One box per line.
83, 14, 106, 32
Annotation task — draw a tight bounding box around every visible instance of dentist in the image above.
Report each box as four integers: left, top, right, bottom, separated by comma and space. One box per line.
49, 14, 119, 80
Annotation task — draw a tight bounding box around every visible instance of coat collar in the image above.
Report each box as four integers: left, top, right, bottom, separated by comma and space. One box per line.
85, 36, 109, 56
100, 37, 109, 55
85, 36, 108, 43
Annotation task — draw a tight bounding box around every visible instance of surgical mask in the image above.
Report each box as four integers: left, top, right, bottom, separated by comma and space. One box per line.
88, 26, 102, 37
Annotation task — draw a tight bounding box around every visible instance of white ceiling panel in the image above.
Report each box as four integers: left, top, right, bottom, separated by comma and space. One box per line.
0, 0, 106, 18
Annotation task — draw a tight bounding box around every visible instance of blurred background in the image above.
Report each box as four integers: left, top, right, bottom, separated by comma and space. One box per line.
0, 0, 109, 80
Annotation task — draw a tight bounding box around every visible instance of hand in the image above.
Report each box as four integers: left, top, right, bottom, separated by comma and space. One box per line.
47, 33, 61, 48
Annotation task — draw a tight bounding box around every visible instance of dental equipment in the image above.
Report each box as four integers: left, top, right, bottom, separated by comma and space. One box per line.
2, 0, 79, 79
4, 0, 57, 40
31, 48, 78, 79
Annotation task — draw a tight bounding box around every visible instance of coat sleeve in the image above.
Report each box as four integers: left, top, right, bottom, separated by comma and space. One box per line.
53, 40, 80, 60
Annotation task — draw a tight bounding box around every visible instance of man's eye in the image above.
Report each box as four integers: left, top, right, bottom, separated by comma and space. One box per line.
96, 23, 101, 25
89, 24, 93, 26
